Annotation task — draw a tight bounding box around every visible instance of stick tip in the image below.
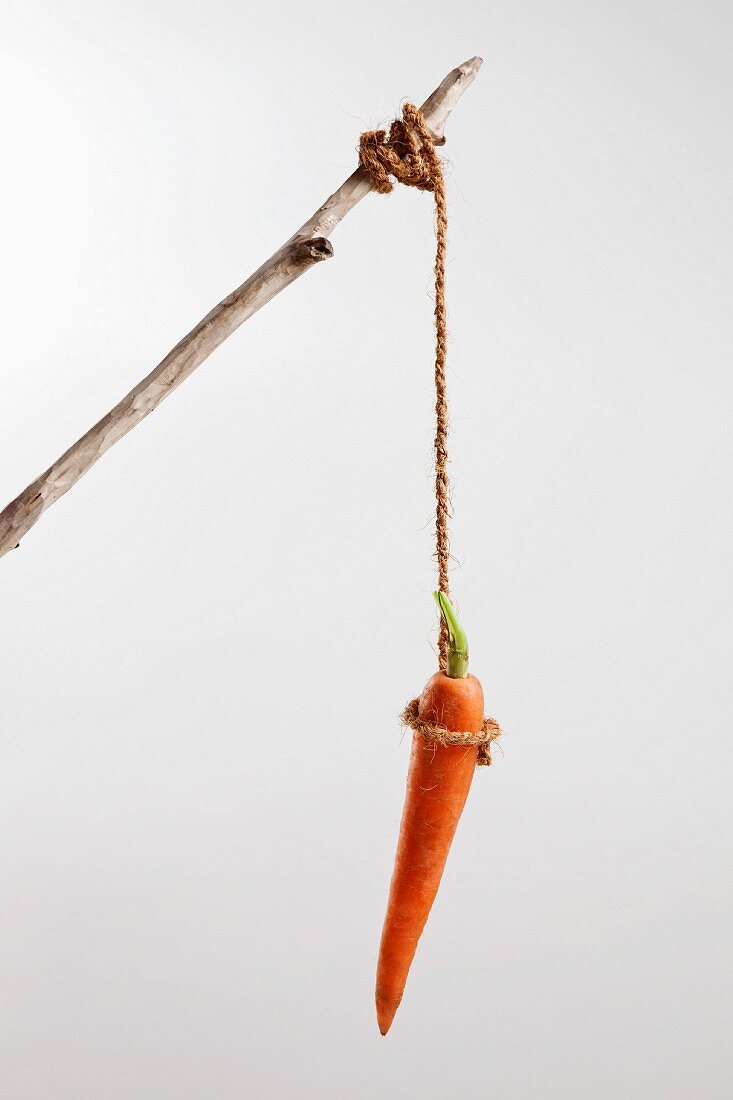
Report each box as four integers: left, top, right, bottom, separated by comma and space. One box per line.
422, 55, 485, 144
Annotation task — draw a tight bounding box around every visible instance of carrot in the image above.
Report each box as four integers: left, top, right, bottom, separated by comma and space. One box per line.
375, 592, 485, 1035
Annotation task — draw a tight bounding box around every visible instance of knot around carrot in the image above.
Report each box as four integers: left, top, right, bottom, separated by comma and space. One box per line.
400, 697, 501, 767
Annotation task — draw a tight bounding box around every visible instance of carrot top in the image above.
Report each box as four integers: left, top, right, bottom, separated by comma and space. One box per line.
433, 591, 469, 679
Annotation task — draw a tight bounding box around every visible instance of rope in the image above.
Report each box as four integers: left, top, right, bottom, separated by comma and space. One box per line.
359, 105, 451, 668
401, 698, 501, 767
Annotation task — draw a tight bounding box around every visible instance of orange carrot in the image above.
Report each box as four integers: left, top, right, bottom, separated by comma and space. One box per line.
376, 593, 484, 1035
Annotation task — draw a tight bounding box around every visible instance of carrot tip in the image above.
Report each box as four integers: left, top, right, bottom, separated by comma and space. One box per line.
376, 1000, 398, 1035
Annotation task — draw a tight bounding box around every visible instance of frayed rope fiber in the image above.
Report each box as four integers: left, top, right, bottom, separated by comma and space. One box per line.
401, 699, 501, 768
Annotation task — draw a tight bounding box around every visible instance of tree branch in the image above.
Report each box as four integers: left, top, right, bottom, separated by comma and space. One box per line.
0, 56, 482, 560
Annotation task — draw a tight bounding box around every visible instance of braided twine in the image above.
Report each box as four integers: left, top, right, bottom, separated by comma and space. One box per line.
359, 105, 452, 668
360, 108, 501, 767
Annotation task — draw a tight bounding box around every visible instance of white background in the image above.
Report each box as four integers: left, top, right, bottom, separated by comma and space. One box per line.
1, 2, 731, 1097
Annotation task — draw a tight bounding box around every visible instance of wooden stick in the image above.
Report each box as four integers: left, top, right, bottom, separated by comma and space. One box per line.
0, 57, 482, 560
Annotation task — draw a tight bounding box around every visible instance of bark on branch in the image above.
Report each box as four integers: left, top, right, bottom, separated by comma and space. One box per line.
0, 57, 482, 560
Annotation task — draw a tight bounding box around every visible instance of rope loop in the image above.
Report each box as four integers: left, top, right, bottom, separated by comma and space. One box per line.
401, 698, 501, 768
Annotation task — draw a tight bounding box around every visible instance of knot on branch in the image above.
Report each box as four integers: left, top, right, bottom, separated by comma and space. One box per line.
358, 104, 442, 195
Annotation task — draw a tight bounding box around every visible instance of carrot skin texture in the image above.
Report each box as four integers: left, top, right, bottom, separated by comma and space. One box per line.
376, 671, 484, 1035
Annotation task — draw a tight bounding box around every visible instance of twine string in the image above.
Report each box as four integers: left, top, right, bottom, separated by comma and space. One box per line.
360, 108, 501, 768
359, 105, 451, 668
